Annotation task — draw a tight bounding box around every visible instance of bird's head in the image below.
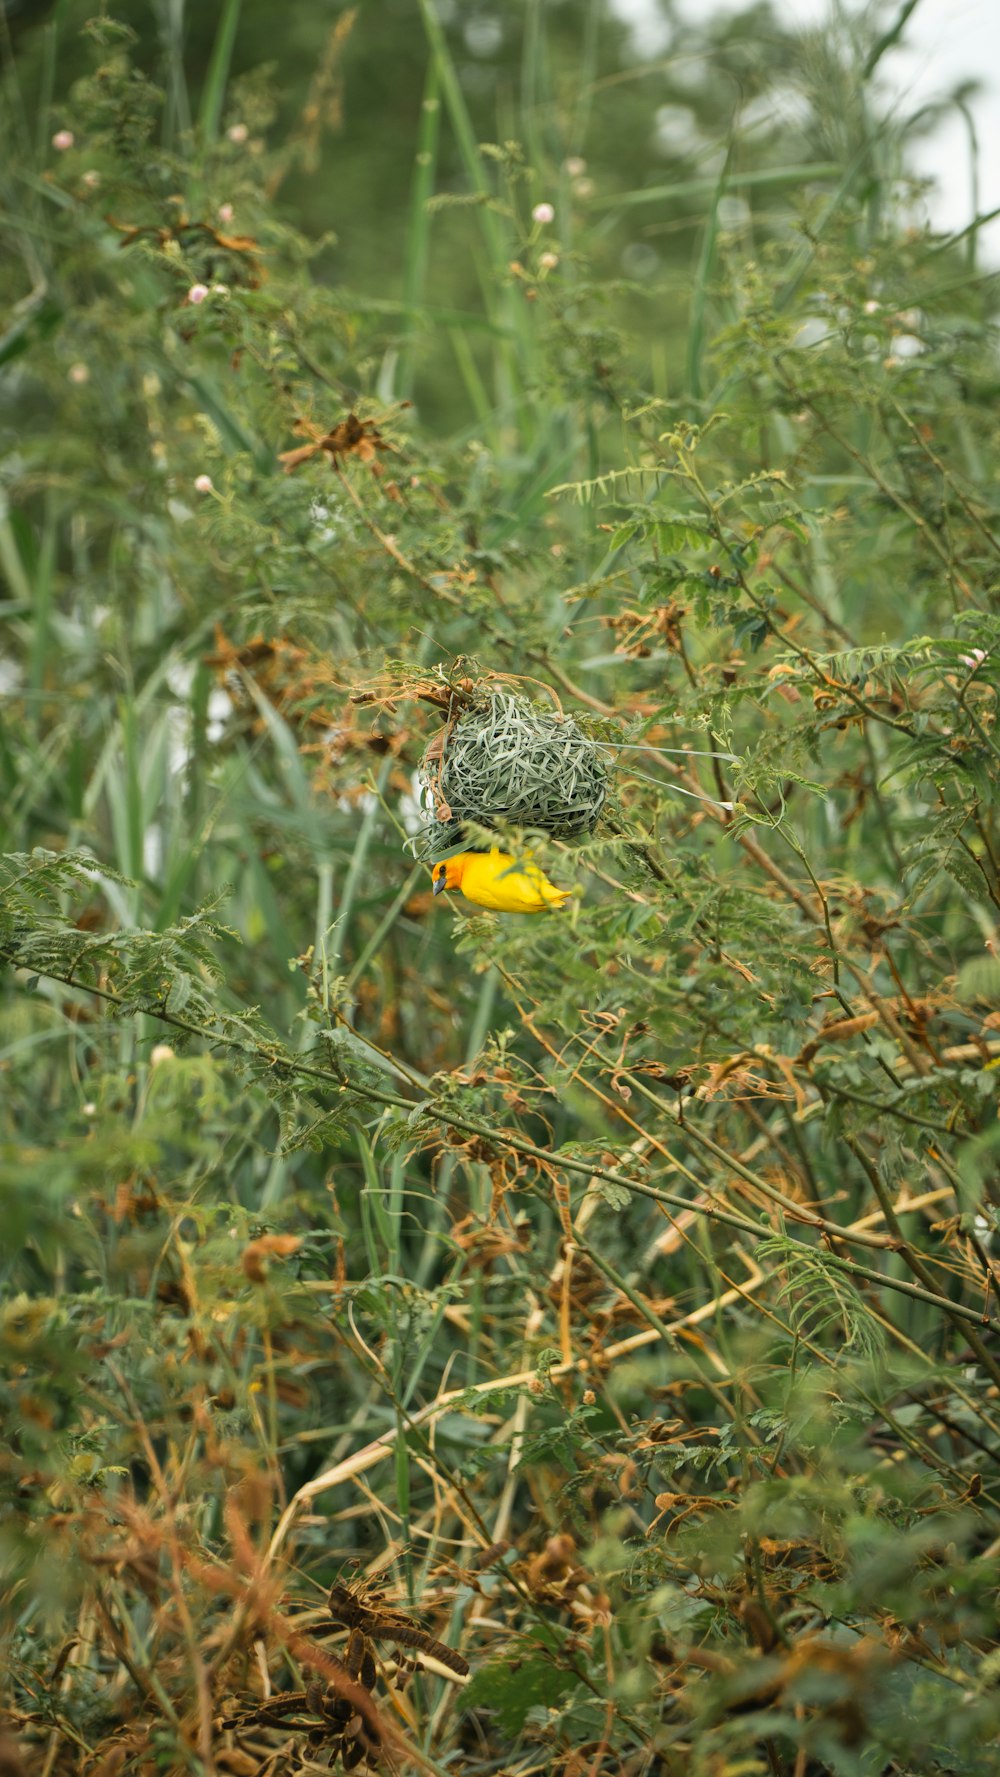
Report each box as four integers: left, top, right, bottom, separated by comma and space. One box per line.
432, 856, 466, 896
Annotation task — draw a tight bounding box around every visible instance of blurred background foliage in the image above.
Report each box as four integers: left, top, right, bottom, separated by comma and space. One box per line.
2, 3, 1000, 1776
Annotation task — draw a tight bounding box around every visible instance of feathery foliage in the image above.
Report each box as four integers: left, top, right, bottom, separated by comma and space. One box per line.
2, 6, 1000, 1777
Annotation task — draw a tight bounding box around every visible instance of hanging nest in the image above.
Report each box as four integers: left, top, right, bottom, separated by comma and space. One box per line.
414, 687, 609, 861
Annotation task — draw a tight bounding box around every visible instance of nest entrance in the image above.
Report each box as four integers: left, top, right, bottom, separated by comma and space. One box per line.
415, 689, 608, 861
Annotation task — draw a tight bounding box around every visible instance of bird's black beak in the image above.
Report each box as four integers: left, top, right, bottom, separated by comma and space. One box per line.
432, 874, 445, 895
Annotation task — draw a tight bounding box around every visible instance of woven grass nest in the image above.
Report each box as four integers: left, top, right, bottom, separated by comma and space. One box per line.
415, 688, 609, 862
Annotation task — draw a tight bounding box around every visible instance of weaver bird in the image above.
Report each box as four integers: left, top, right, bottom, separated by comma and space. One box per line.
432, 847, 570, 913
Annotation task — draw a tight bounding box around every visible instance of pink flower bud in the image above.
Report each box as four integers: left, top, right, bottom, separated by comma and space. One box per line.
194, 474, 215, 494
52, 130, 75, 151
187, 283, 210, 305
227, 123, 249, 145
217, 202, 234, 222
959, 648, 987, 668
532, 202, 555, 224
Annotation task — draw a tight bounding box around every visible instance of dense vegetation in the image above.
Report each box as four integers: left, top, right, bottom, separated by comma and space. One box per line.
2, 5, 999, 1775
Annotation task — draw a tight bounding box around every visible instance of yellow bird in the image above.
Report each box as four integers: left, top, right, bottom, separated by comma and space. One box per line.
432, 847, 570, 914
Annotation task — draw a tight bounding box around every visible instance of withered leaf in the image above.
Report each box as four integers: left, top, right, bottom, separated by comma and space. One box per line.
242, 1233, 302, 1282
279, 411, 403, 474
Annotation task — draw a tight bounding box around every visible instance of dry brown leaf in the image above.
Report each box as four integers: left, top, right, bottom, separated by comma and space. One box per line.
242, 1234, 302, 1283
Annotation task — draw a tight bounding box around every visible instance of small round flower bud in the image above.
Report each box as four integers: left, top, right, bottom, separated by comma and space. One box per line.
227, 123, 249, 144
194, 474, 215, 493
187, 283, 210, 304
52, 129, 74, 151
532, 201, 555, 224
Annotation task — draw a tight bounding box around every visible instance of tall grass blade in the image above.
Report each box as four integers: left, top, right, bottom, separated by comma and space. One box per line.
199, 0, 243, 141
398, 57, 441, 401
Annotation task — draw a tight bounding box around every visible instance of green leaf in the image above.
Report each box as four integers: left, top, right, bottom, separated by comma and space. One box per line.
462, 1632, 577, 1735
